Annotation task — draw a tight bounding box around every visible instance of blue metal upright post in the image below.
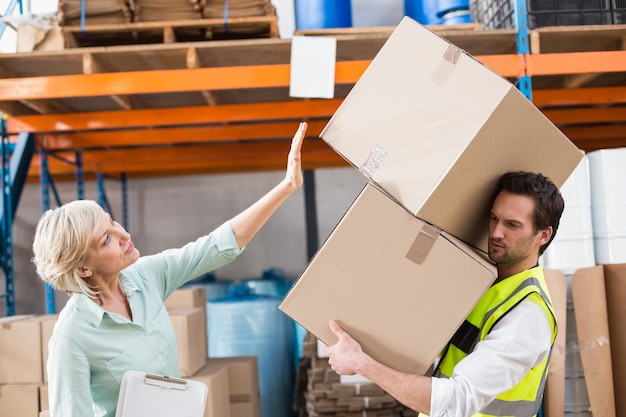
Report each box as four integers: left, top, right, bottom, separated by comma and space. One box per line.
121, 173, 128, 230
0, 115, 15, 315
75, 151, 85, 200
39, 149, 56, 314
515, 0, 532, 101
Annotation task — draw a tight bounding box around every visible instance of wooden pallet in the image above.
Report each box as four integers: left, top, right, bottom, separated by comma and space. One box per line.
59, 16, 279, 48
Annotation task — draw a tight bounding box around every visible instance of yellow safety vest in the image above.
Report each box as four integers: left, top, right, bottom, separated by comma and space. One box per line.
434, 265, 557, 417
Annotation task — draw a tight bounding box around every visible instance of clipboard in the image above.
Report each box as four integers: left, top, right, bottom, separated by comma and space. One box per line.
115, 371, 207, 417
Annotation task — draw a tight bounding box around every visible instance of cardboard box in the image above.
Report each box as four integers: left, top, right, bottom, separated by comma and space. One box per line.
169, 307, 208, 378
0, 315, 42, 384
0, 384, 40, 417
207, 356, 261, 417
165, 287, 208, 367
320, 16, 583, 252
230, 402, 255, 417
39, 385, 49, 413
280, 184, 496, 375
164, 287, 207, 310
572, 264, 626, 417
604, 264, 626, 417
188, 361, 231, 417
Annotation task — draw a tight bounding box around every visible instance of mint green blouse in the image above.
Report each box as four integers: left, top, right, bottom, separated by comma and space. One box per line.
47, 221, 243, 417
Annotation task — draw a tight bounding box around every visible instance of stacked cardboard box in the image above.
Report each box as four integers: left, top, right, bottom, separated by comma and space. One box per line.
165, 287, 262, 417
294, 332, 417, 417
0, 314, 57, 417
58, 0, 134, 26
280, 16, 583, 379
3, 287, 261, 417
134, 0, 203, 22
201, 0, 275, 19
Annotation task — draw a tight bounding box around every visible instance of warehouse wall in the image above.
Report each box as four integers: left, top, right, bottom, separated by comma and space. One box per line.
9, 167, 366, 315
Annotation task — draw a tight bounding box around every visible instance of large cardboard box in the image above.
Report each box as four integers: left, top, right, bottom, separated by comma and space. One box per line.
165, 287, 209, 374
207, 356, 261, 417
281, 184, 496, 375
188, 361, 231, 417
0, 384, 40, 417
0, 315, 42, 384
169, 307, 208, 378
320, 16, 583, 252
572, 264, 626, 417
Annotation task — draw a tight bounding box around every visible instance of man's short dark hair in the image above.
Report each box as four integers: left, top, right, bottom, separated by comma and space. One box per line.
494, 171, 564, 255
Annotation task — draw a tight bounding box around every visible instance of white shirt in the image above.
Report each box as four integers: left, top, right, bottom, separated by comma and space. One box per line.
430, 299, 553, 417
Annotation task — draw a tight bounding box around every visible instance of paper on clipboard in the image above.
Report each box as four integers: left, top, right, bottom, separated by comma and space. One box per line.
115, 371, 207, 417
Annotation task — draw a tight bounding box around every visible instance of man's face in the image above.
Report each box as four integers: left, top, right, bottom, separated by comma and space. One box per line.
488, 190, 547, 267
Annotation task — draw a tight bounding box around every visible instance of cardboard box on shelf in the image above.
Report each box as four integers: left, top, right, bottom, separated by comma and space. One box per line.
281, 184, 497, 375
0, 384, 40, 417
0, 315, 42, 384
168, 307, 208, 378
320, 16, 583, 252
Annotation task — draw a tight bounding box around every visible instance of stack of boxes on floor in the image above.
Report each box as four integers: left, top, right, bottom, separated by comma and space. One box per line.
541, 149, 626, 417
292, 332, 417, 417
281, 15, 583, 416
0, 286, 261, 417
0, 315, 56, 417
164, 287, 262, 417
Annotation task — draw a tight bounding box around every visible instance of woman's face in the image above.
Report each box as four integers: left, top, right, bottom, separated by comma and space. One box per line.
79, 212, 140, 279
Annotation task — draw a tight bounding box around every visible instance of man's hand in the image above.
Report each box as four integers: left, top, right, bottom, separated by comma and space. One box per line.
324, 320, 365, 376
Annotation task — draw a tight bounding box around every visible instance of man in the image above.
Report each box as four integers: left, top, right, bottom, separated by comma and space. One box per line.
325, 171, 562, 417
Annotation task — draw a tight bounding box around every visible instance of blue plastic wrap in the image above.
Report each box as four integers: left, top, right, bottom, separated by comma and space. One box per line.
208, 284, 295, 417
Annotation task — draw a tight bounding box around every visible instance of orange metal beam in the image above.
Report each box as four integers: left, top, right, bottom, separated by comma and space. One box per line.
41, 120, 327, 150
526, 51, 626, 76
561, 124, 626, 141
533, 86, 626, 107
543, 107, 626, 126
477, 54, 525, 78
0, 55, 523, 102
29, 138, 346, 178
7, 100, 342, 134
0, 63, 350, 101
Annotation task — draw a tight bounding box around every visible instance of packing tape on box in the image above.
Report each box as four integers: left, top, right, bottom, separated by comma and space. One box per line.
406, 223, 440, 265
359, 144, 388, 179
432, 44, 463, 86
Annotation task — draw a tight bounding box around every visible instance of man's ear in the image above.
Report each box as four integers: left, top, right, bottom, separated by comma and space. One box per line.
538, 226, 553, 246
76, 266, 92, 278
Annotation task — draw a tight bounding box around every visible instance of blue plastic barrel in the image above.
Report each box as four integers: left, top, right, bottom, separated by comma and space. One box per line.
295, 0, 352, 30
440, 9, 473, 24
436, 0, 470, 17
404, 0, 442, 25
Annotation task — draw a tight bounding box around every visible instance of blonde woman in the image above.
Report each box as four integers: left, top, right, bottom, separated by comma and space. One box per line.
32, 122, 307, 417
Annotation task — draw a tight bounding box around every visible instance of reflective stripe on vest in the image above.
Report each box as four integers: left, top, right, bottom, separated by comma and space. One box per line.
435, 266, 558, 417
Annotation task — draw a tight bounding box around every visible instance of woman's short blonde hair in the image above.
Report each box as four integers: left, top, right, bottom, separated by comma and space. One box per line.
32, 199, 104, 297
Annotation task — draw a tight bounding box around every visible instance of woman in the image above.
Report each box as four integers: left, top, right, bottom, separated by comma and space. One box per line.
32, 122, 308, 417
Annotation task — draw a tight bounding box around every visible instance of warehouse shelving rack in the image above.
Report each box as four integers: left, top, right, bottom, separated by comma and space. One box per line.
0, 114, 34, 316
0, 6, 625, 315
